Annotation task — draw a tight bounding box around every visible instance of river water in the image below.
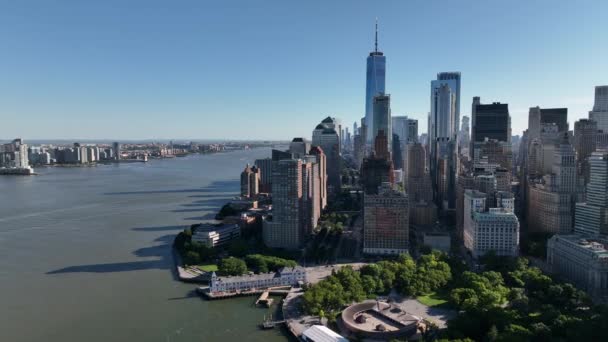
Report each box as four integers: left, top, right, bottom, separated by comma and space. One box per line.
0, 148, 289, 342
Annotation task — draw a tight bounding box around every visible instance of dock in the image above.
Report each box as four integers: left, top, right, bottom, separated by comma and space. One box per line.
197, 286, 291, 300
255, 291, 274, 307
260, 314, 286, 330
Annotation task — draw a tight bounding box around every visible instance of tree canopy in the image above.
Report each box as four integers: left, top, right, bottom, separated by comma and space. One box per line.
218, 257, 247, 276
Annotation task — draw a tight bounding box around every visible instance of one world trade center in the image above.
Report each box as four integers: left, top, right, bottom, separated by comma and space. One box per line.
364, 19, 386, 144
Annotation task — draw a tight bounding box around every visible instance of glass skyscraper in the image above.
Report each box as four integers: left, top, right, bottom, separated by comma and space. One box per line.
364, 21, 386, 144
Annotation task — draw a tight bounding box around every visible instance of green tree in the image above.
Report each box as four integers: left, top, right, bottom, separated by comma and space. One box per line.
184, 250, 201, 265
218, 257, 247, 276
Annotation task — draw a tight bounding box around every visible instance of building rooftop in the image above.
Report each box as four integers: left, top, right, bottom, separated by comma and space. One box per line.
212, 266, 305, 283
554, 234, 608, 257
321, 116, 334, 124
302, 325, 348, 342
474, 209, 518, 221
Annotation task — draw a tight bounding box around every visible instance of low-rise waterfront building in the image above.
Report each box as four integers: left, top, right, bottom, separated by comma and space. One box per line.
192, 223, 240, 248
209, 266, 306, 293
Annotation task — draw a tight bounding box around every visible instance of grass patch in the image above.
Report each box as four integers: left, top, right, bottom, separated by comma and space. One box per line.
196, 264, 218, 272
417, 291, 449, 307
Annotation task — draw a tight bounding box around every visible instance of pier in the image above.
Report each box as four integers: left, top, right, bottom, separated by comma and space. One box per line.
255, 291, 274, 307
196, 286, 290, 300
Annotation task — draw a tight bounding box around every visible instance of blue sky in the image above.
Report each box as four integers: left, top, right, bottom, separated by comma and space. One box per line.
1, 1, 606, 141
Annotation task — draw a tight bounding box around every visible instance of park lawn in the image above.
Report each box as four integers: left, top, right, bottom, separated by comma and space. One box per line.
417, 291, 449, 307
196, 264, 218, 272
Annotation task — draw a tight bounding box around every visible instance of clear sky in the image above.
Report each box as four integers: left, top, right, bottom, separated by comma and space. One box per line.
1, 0, 606, 141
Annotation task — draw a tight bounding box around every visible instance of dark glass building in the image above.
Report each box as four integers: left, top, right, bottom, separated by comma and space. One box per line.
540, 108, 568, 133
472, 100, 510, 143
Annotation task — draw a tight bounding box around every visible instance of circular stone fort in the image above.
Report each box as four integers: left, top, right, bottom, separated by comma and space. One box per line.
340, 300, 423, 340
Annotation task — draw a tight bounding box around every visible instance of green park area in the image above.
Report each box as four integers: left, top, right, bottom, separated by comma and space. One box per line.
195, 264, 218, 272
417, 291, 450, 307
301, 251, 608, 341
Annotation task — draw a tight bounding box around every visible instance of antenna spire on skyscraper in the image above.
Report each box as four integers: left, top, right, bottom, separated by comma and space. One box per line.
375, 17, 378, 53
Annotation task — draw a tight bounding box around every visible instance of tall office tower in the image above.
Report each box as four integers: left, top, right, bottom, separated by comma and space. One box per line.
354, 118, 368, 168
344, 127, 351, 151
353, 134, 363, 169
113, 142, 121, 161
309, 146, 328, 210
363, 183, 409, 255
392, 116, 409, 145
406, 143, 433, 202
459, 115, 470, 150
289, 137, 310, 158
430, 82, 457, 209
353, 121, 358, 136
364, 19, 386, 144
312, 117, 341, 195
589, 86, 608, 132
240, 164, 260, 198
541, 108, 569, 133
361, 132, 394, 195
463, 189, 519, 258
254, 158, 273, 193
392, 134, 403, 170
553, 133, 577, 193
575, 151, 608, 236
392, 115, 409, 149
528, 107, 542, 140
406, 143, 436, 225
300, 160, 318, 237
372, 94, 391, 153
471, 98, 510, 161
574, 119, 598, 184
263, 158, 303, 249
407, 119, 418, 143
528, 133, 580, 234
437, 72, 461, 136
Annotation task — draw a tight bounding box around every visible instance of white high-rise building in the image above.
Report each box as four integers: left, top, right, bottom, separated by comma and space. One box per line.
575, 151, 608, 236
464, 190, 519, 258
0, 139, 31, 170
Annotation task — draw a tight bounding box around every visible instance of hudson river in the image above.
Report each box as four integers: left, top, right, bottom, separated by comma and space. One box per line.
0, 148, 289, 342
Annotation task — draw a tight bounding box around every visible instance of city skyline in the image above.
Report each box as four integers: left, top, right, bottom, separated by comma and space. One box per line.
1, 1, 607, 140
